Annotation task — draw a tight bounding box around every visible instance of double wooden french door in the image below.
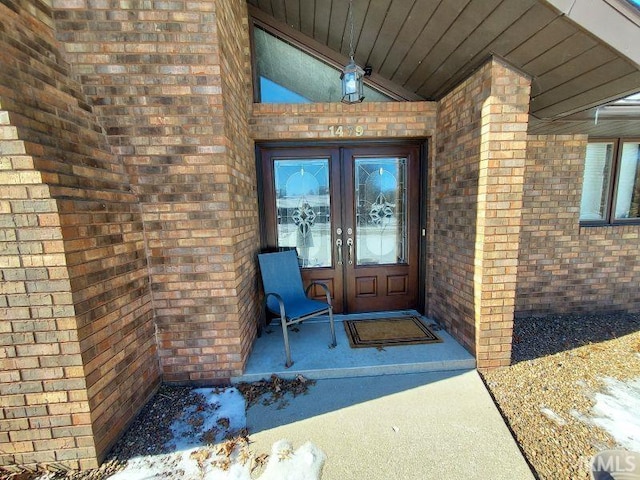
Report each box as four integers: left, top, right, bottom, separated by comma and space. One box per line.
259, 143, 422, 314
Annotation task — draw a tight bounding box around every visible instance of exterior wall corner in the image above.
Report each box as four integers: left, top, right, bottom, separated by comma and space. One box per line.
432, 57, 531, 369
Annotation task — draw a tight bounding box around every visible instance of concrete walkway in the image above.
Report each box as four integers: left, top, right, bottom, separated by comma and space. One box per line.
246, 370, 535, 480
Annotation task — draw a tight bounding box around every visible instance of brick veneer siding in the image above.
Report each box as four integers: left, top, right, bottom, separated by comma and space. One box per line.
1, 0, 160, 470
516, 135, 640, 315
216, 1, 261, 368
5, 0, 618, 468
52, 0, 259, 383
0, 123, 97, 469
433, 58, 531, 368
251, 102, 437, 141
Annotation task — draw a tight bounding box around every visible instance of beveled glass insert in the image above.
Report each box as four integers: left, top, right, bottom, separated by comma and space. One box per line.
274, 159, 331, 267
354, 157, 407, 265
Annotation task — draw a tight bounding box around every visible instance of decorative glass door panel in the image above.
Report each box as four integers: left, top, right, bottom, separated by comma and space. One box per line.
354, 158, 407, 266
274, 159, 331, 268
343, 146, 420, 312
260, 144, 421, 314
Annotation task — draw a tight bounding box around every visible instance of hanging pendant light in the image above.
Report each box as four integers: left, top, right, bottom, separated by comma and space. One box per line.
341, 0, 365, 104
341, 57, 365, 104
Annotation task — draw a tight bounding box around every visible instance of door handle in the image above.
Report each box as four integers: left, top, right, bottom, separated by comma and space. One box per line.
336, 238, 343, 265
346, 237, 353, 265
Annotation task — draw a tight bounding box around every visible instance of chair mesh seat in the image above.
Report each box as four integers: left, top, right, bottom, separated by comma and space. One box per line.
258, 249, 336, 367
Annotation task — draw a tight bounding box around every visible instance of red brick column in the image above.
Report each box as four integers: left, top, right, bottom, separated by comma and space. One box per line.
474, 61, 531, 368
0, 121, 98, 470
1, 0, 160, 469
434, 57, 531, 368
52, 0, 260, 382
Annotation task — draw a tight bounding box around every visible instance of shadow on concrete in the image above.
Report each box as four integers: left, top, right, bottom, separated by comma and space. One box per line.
245, 369, 469, 434
244, 370, 535, 480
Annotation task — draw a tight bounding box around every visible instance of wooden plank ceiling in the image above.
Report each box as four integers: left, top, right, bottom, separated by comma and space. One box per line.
247, 0, 640, 131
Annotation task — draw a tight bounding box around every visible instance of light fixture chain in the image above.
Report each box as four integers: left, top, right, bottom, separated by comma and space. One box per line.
341, 0, 364, 104
348, 0, 355, 59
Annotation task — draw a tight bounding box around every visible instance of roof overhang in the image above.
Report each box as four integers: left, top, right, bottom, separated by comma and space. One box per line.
530, 92, 640, 136
543, 0, 640, 69
248, 0, 640, 136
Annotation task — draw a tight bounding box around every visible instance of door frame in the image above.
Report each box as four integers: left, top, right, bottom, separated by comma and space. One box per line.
255, 138, 430, 315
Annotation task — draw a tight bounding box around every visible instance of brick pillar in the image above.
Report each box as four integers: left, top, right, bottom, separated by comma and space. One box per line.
474, 61, 531, 368
434, 57, 530, 369
52, 0, 260, 382
2, 0, 160, 469
0, 116, 98, 469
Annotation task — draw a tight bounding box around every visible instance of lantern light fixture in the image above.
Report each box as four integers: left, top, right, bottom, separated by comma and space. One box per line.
341, 56, 365, 104
341, 0, 368, 104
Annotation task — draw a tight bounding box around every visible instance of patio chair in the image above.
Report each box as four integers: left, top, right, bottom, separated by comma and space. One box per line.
257, 249, 337, 367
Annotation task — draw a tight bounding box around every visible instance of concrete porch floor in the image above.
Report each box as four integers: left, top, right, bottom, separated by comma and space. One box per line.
231, 311, 476, 382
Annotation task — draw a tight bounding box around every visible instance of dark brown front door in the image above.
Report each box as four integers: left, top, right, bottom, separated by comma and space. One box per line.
260, 143, 422, 314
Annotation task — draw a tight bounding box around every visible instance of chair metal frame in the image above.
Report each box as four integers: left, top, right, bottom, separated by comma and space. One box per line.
258, 250, 337, 367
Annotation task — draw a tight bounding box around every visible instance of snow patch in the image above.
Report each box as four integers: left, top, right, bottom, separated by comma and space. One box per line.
107, 387, 325, 480
168, 388, 247, 451
540, 407, 567, 427
591, 377, 640, 452
257, 440, 326, 480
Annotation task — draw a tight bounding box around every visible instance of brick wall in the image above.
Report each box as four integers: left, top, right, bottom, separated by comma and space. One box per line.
431, 67, 486, 352
217, 0, 261, 369
52, 0, 259, 382
0, 119, 96, 469
251, 102, 437, 141
1, 0, 159, 469
517, 135, 640, 315
433, 58, 531, 368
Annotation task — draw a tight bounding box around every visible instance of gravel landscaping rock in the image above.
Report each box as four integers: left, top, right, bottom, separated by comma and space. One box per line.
482, 313, 640, 480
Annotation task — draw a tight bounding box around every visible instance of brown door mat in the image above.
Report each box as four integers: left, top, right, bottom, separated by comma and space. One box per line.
344, 316, 442, 348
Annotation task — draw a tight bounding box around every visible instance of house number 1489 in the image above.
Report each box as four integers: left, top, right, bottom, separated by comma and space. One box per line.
329, 125, 365, 137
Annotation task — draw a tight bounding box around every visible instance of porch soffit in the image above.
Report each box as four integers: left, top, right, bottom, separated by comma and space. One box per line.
247, 0, 640, 135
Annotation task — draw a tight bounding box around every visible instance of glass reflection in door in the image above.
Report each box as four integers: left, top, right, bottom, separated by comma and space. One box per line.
273, 159, 331, 267
354, 157, 407, 265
